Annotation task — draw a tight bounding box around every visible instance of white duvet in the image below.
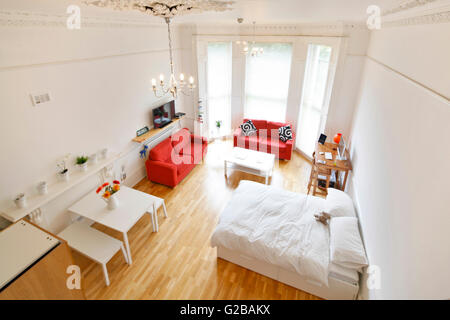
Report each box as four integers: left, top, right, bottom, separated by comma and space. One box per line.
211, 180, 331, 286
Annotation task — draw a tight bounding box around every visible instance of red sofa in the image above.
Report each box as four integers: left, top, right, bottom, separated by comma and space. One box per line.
145, 128, 208, 187
233, 119, 295, 160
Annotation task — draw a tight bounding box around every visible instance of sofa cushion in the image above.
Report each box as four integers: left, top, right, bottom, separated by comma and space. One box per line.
279, 125, 293, 142
240, 120, 257, 136
149, 138, 173, 162
171, 128, 191, 154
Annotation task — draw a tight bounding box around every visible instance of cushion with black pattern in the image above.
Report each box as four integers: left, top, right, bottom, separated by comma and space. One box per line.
278, 125, 292, 142
240, 120, 257, 136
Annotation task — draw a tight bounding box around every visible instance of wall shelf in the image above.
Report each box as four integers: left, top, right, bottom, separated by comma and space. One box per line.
132, 117, 184, 144
0, 154, 119, 223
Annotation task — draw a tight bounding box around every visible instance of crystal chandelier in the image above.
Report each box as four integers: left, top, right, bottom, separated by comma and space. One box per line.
151, 17, 195, 98
235, 19, 263, 57
84, 0, 234, 98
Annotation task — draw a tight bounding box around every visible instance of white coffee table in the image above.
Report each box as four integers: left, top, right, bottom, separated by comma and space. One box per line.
68, 186, 164, 264
224, 147, 275, 184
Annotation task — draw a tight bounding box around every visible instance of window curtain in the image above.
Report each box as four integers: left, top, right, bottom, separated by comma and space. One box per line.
244, 43, 293, 122
207, 42, 232, 138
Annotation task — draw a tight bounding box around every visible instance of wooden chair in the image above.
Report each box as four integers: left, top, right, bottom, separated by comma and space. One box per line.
308, 152, 332, 196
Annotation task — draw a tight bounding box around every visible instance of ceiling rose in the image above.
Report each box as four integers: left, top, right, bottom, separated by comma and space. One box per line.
84, 0, 234, 18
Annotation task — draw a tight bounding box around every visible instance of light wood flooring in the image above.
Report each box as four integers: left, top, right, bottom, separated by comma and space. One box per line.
78, 139, 321, 300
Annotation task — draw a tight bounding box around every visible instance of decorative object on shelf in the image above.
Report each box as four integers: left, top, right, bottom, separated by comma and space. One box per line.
14, 193, 27, 209
96, 180, 121, 210
57, 154, 71, 182
100, 148, 108, 159
197, 100, 204, 123
90, 153, 98, 164
140, 145, 149, 159
333, 133, 342, 144
76, 155, 89, 172
174, 112, 186, 119
36, 181, 48, 195
84, 1, 233, 99
137, 126, 150, 137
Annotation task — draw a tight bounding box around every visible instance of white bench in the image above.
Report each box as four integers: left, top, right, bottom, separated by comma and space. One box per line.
58, 220, 128, 286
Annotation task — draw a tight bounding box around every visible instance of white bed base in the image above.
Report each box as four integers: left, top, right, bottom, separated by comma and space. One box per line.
217, 246, 359, 300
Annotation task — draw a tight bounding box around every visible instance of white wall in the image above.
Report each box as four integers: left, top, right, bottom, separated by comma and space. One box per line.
0, 18, 190, 233
349, 22, 450, 299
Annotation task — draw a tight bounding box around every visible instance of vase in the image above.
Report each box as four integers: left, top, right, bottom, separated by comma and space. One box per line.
14, 193, 27, 209
77, 162, 88, 172
333, 133, 342, 144
37, 181, 48, 195
58, 170, 70, 182
107, 194, 119, 210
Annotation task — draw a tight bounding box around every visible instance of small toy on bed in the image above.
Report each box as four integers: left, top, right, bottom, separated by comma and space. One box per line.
314, 212, 331, 226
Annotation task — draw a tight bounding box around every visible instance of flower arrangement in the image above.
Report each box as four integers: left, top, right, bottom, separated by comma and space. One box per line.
96, 180, 121, 199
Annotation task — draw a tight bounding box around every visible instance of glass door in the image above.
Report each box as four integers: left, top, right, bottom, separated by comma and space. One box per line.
296, 44, 333, 156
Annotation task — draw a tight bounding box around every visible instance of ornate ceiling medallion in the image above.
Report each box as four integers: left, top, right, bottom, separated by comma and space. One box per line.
84, 0, 234, 18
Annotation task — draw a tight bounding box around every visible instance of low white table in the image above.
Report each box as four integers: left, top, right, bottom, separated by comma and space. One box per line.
68, 186, 164, 264
224, 147, 275, 184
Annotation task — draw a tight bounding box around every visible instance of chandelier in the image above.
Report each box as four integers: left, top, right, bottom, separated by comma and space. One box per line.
235, 19, 263, 58
84, 0, 234, 98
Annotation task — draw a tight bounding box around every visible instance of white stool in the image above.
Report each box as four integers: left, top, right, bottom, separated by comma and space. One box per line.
147, 197, 168, 232
58, 221, 128, 286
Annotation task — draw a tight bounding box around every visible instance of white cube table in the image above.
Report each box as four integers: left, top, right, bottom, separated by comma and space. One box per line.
68, 186, 164, 264
224, 147, 275, 184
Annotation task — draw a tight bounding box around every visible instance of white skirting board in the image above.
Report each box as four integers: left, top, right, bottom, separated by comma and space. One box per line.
217, 246, 359, 300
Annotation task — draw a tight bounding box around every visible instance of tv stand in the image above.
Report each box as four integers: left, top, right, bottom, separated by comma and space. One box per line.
132, 116, 184, 144
159, 120, 173, 129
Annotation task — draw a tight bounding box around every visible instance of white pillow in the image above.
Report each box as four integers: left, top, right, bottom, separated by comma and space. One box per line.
330, 217, 368, 271
326, 188, 356, 217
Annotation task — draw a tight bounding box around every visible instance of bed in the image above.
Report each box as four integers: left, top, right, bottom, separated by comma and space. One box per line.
211, 180, 365, 300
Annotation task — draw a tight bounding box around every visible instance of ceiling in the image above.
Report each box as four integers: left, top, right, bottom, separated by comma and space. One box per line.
0, 0, 441, 25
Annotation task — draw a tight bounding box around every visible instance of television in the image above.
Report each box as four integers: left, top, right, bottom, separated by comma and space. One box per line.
152, 100, 175, 129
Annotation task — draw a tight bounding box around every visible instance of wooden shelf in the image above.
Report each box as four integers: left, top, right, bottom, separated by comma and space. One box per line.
132, 117, 183, 144
0, 154, 119, 223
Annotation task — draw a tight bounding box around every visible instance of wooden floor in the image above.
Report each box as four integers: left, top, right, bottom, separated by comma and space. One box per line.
79, 139, 321, 300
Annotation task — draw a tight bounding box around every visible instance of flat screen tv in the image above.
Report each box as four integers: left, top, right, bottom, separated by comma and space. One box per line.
152, 100, 175, 129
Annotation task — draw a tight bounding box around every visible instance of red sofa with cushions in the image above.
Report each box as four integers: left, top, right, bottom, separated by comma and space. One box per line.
233, 119, 295, 160
145, 128, 208, 187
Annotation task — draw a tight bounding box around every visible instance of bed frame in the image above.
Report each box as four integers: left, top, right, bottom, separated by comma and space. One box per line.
217, 246, 359, 300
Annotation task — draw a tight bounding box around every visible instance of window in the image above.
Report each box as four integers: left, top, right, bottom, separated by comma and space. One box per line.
207, 42, 232, 138
244, 43, 293, 122
296, 44, 333, 156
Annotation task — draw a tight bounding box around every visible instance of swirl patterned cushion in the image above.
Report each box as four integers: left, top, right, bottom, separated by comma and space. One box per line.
278, 125, 293, 142
240, 120, 257, 136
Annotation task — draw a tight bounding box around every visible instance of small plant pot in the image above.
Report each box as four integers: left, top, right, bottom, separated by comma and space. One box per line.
77, 162, 88, 172
37, 181, 48, 195
14, 193, 27, 209
106, 194, 119, 210
58, 169, 70, 182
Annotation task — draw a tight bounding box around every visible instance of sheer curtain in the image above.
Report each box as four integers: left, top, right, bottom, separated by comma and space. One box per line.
296, 44, 332, 156
244, 43, 293, 122
207, 42, 232, 138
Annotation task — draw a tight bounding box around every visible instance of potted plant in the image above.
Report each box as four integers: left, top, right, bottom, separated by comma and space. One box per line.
57, 154, 70, 182
215, 120, 222, 137
14, 193, 27, 209
76, 155, 89, 172
96, 180, 121, 210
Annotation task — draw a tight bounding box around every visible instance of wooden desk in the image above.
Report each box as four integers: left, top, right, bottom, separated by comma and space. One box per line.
314, 142, 352, 191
